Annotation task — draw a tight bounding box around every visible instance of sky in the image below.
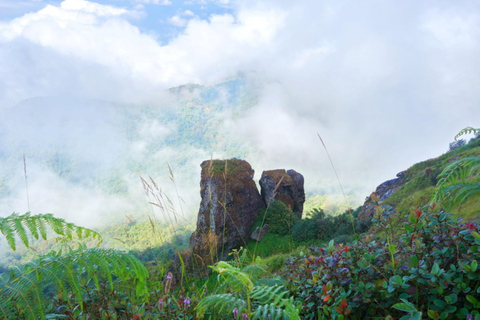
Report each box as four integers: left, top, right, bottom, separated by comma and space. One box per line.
0, 0, 479, 225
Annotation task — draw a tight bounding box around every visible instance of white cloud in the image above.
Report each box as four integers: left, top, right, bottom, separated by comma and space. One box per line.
61, 0, 128, 16
134, 0, 172, 5
168, 14, 188, 27
1, 0, 480, 216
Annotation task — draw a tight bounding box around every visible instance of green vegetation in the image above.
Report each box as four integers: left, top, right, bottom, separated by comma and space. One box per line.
383, 132, 480, 218
261, 200, 298, 236
1, 126, 480, 319
285, 207, 480, 319
303, 194, 359, 217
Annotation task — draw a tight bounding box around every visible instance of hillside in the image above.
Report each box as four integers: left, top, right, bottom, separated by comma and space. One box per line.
358, 135, 480, 223
1, 128, 480, 319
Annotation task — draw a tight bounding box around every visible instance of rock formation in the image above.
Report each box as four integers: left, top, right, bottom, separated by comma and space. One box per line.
251, 224, 269, 242
189, 159, 265, 265
259, 169, 305, 219
357, 170, 407, 221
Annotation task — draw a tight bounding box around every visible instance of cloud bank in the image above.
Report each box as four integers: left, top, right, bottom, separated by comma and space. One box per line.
1, 0, 480, 224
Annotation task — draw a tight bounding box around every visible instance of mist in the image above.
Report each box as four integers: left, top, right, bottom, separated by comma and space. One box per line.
1, 0, 479, 226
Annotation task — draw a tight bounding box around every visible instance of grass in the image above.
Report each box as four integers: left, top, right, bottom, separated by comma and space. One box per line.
2, 130, 480, 318
382, 138, 480, 220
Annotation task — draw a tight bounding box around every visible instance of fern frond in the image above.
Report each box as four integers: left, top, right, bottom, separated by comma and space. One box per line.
252, 304, 288, 320
0, 270, 44, 319
196, 293, 247, 318
0, 248, 148, 319
455, 127, 480, 140
251, 285, 300, 320
212, 261, 254, 292
0, 213, 102, 251
442, 182, 480, 208
431, 156, 480, 204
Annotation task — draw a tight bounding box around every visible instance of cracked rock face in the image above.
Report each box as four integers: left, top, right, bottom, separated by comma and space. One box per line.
189, 159, 264, 264
259, 169, 305, 219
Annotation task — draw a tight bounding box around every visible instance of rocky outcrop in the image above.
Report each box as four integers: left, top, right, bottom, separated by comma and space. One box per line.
357, 171, 407, 221
251, 224, 269, 242
259, 169, 305, 219
189, 159, 265, 265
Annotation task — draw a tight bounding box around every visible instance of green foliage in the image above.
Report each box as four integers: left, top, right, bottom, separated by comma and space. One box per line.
381, 129, 480, 218
432, 127, 480, 210
455, 127, 480, 140
196, 261, 300, 319
201, 159, 245, 177
284, 205, 480, 319
246, 233, 295, 258
432, 156, 480, 209
303, 195, 359, 217
263, 200, 297, 236
0, 213, 152, 319
0, 212, 102, 251
291, 207, 366, 244
0, 248, 149, 319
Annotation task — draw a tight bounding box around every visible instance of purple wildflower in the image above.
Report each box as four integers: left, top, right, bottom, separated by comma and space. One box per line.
158, 298, 164, 309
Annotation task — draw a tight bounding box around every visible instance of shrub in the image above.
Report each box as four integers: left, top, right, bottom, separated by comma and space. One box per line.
284, 205, 480, 319
292, 218, 318, 243
263, 200, 297, 236
292, 207, 369, 244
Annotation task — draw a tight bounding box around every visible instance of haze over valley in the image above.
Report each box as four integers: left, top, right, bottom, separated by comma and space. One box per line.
1, 0, 479, 226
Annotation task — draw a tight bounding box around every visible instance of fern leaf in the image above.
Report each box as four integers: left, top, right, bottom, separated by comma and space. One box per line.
0, 218, 17, 250
13, 215, 29, 248
432, 156, 480, 205
213, 261, 254, 292
1, 248, 149, 318
252, 304, 286, 320
251, 285, 300, 320
196, 294, 247, 318
455, 127, 480, 140
0, 213, 102, 251
24, 213, 40, 240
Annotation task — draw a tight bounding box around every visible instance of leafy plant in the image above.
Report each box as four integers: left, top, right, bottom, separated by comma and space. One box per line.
284, 204, 480, 319
262, 200, 297, 236
196, 261, 300, 319
0, 213, 150, 319
291, 207, 366, 244
0, 212, 102, 251
432, 127, 480, 209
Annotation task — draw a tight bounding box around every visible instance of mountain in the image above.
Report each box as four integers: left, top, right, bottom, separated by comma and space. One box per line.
0, 79, 255, 225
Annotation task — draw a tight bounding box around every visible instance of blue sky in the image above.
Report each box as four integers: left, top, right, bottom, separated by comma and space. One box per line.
0, 0, 233, 43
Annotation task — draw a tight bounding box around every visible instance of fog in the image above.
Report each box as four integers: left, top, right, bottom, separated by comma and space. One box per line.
0, 0, 479, 227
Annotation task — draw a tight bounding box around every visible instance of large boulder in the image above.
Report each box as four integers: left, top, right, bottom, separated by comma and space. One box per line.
259, 169, 305, 219
189, 159, 264, 266
357, 171, 407, 221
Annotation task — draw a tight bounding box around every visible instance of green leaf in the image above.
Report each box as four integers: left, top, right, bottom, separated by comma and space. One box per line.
467, 295, 478, 304
428, 309, 439, 319
472, 231, 480, 240
388, 244, 396, 255
471, 260, 478, 271
392, 299, 416, 312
